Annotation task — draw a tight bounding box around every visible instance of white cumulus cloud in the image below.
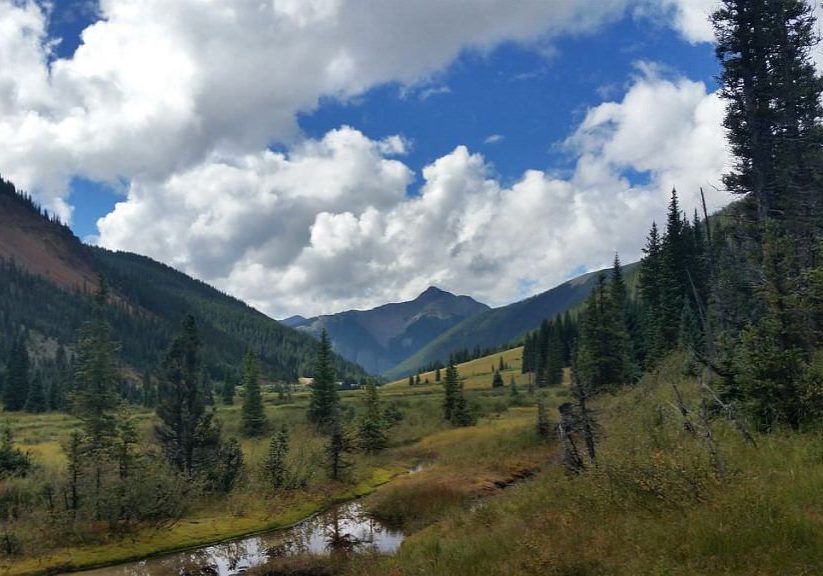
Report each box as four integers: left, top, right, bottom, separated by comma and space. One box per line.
0, 0, 633, 220
98, 71, 730, 318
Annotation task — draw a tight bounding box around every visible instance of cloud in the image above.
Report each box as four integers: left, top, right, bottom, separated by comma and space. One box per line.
483, 134, 505, 145
98, 70, 730, 318
0, 0, 736, 318
649, 0, 717, 43
0, 0, 634, 220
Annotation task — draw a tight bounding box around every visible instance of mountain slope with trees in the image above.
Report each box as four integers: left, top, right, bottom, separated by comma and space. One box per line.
0, 177, 366, 397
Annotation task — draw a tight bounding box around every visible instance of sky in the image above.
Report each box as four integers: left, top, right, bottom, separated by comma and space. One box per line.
0, 0, 772, 318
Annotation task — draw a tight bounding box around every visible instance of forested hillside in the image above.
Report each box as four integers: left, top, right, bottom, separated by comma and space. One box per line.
0, 177, 366, 402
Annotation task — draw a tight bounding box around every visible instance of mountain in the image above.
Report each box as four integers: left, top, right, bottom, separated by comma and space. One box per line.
385, 263, 639, 379
280, 315, 309, 328
0, 177, 366, 383
292, 286, 490, 374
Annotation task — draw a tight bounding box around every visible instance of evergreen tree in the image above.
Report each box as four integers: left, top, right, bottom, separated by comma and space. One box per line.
71, 278, 121, 519
211, 438, 244, 494
358, 381, 388, 453
49, 345, 69, 411
451, 385, 475, 427
640, 222, 664, 361
658, 189, 688, 351
509, 376, 520, 400
326, 419, 352, 481
24, 373, 47, 413
264, 424, 290, 490
408, 375, 414, 386
442, 360, 459, 422
712, 0, 823, 233
72, 279, 120, 449
155, 315, 220, 475
492, 370, 505, 389
64, 430, 84, 515
544, 325, 565, 387
576, 273, 632, 393
3, 338, 29, 412
241, 350, 266, 437
434, 367, 441, 382
221, 376, 235, 405
307, 330, 338, 430
0, 424, 32, 479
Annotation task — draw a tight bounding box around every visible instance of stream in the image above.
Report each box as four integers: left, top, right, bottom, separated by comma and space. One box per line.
67, 499, 405, 576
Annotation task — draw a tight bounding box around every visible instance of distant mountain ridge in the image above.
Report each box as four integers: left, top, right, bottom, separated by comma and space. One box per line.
384, 263, 639, 379
290, 286, 490, 374
0, 176, 366, 382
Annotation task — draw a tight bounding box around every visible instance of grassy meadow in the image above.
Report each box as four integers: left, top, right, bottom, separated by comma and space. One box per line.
6, 347, 820, 576
0, 348, 559, 575
345, 354, 823, 576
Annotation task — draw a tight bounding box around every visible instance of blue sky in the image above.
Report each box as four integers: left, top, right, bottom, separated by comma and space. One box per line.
0, 0, 732, 317
46, 1, 720, 240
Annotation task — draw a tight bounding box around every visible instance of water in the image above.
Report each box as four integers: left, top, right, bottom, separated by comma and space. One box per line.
69, 500, 405, 576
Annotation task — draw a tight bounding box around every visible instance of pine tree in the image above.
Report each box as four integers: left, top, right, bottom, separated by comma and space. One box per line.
658, 189, 688, 351
509, 376, 520, 400
434, 367, 441, 382
408, 375, 414, 386
72, 278, 120, 450
451, 385, 475, 427
442, 360, 459, 422
264, 424, 290, 490
221, 376, 235, 405
327, 419, 352, 480
576, 273, 631, 393
0, 424, 31, 479
358, 381, 388, 453
24, 373, 47, 413
211, 438, 244, 494
640, 222, 664, 362
155, 315, 220, 475
3, 338, 30, 412
492, 370, 505, 389
241, 350, 266, 437
64, 430, 84, 515
307, 330, 338, 430
713, 0, 823, 231
544, 325, 565, 386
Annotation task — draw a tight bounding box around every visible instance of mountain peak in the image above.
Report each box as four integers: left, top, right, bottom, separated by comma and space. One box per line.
418, 286, 449, 298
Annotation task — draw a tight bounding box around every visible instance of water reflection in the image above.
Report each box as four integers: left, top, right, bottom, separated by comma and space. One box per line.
69, 501, 404, 576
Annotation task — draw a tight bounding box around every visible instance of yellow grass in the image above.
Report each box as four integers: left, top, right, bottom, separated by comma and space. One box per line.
0, 345, 561, 575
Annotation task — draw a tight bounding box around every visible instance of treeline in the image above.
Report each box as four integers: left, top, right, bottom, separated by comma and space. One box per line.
556, 0, 823, 473
0, 179, 368, 413
415, 343, 511, 374
522, 311, 577, 387
0, 286, 400, 555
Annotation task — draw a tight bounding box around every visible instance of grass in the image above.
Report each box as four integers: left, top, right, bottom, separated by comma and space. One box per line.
0, 347, 556, 575
383, 346, 527, 392
17, 347, 813, 576
346, 354, 823, 576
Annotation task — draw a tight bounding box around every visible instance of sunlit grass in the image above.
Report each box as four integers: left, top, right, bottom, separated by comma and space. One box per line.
351, 354, 823, 576
0, 346, 560, 575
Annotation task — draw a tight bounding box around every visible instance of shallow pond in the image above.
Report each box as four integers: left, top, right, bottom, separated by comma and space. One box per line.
68, 499, 404, 576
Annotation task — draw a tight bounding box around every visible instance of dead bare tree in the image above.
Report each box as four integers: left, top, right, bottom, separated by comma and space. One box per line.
558, 402, 585, 475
